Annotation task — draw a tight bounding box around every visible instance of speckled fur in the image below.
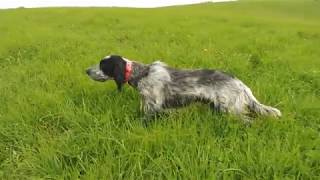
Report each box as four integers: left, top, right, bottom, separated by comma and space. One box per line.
87, 56, 282, 120
128, 61, 281, 119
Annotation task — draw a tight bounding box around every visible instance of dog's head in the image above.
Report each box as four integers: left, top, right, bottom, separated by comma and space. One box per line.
86, 55, 127, 91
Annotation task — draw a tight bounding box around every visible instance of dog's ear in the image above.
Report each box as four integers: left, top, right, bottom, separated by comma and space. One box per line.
100, 55, 126, 91
112, 58, 126, 91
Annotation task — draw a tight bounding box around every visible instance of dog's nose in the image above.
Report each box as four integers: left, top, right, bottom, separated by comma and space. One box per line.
86, 69, 91, 75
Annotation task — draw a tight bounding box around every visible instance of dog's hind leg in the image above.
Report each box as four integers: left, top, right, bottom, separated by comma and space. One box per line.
209, 94, 231, 114
209, 101, 229, 115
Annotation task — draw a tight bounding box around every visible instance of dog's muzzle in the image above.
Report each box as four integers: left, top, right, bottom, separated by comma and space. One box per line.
86, 64, 112, 82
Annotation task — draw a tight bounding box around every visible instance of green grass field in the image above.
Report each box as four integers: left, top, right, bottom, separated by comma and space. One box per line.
0, 0, 320, 179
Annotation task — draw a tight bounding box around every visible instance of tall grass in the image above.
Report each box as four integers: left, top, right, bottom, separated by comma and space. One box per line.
0, 0, 319, 179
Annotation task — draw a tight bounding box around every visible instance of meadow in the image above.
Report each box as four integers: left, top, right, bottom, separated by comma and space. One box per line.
0, 0, 319, 179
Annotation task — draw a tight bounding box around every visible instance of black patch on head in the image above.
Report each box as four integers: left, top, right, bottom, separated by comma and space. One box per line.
100, 55, 126, 91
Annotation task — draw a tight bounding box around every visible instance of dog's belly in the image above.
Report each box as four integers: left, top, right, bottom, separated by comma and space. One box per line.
163, 95, 194, 108
163, 91, 211, 109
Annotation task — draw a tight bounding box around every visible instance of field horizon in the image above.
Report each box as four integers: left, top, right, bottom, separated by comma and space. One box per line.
0, 0, 319, 179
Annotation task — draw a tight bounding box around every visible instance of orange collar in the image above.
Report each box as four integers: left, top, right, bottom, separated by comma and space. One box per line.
124, 61, 132, 82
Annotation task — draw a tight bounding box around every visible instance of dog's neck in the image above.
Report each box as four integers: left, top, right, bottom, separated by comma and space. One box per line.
126, 61, 148, 88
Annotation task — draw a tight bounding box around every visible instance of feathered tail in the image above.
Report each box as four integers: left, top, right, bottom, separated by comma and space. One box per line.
243, 85, 281, 118
249, 101, 281, 117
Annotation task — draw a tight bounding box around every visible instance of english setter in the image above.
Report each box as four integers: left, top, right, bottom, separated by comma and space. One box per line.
86, 55, 281, 121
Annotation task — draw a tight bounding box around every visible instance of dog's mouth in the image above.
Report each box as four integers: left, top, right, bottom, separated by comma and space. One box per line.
91, 77, 110, 82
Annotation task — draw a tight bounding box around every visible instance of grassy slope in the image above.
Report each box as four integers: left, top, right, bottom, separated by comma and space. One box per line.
0, 0, 319, 179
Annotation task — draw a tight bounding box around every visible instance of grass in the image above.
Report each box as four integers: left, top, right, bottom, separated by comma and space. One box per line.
0, 0, 320, 179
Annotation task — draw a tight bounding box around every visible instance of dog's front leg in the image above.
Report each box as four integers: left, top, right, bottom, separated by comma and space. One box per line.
140, 95, 163, 125
138, 81, 165, 125
143, 98, 162, 116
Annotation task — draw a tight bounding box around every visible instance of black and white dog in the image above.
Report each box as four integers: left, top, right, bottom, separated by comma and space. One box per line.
86, 55, 281, 120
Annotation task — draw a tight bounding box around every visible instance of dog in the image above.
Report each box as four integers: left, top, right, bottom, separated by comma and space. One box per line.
86, 55, 281, 121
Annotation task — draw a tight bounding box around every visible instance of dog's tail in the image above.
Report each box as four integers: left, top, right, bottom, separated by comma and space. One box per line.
249, 101, 282, 118
243, 85, 281, 118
